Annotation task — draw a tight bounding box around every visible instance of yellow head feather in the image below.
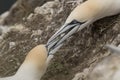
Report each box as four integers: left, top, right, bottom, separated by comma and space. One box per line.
23, 45, 48, 70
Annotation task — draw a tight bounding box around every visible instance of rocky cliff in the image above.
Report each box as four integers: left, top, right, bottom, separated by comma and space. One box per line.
0, 0, 120, 80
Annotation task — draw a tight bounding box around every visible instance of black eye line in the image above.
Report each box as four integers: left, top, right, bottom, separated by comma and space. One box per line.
69, 19, 85, 25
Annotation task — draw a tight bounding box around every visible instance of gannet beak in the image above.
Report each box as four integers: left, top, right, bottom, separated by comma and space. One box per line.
46, 20, 85, 55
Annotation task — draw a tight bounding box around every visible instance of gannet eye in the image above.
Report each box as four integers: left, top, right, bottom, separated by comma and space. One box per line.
69, 19, 84, 25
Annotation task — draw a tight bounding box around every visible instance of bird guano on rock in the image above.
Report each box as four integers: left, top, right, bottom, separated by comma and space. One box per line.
1, 0, 120, 80
46, 0, 120, 55
0, 45, 53, 80
88, 45, 120, 80
105, 44, 120, 54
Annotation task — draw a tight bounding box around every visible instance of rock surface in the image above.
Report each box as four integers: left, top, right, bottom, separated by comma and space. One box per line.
0, 0, 120, 80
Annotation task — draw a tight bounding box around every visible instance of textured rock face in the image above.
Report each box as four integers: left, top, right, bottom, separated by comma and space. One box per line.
1, 0, 53, 25
0, 0, 120, 80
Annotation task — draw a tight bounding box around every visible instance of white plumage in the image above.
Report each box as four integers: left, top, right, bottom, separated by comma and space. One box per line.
0, 45, 53, 80
47, 0, 120, 54
1, 0, 120, 80
66, 0, 120, 24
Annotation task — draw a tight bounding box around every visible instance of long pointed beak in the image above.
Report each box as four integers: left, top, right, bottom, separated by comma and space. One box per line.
105, 44, 120, 54
46, 20, 84, 55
